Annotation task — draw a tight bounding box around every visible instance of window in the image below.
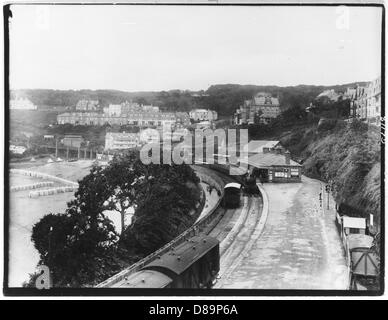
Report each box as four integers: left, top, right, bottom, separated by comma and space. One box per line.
274, 171, 284, 178
291, 168, 299, 176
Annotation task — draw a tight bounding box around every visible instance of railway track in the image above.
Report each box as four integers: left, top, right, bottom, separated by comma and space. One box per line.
192, 165, 265, 287
98, 164, 264, 288
215, 196, 263, 287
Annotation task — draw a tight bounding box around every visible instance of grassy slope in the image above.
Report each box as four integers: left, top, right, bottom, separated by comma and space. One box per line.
279, 120, 381, 231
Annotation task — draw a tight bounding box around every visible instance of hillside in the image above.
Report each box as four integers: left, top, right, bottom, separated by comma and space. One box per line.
278, 120, 381, 232
10, 81, 367, 116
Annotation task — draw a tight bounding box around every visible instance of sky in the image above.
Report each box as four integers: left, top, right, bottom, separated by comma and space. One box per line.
8, 4, 382, 91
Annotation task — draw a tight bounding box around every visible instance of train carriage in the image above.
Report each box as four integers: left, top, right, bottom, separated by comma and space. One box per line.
141, 235, 220, 289
222, 182, 241, 208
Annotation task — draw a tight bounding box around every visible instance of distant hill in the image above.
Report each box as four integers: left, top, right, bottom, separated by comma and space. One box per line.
10, 82, 368, 116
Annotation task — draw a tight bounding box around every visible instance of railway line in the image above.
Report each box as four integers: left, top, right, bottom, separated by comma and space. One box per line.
192, 165, 265, 287
98, 164, 265, 289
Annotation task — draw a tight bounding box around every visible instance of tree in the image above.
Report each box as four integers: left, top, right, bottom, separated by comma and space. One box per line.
122, 180, 198, 255
102, 152, 143, 235
29, 150, 202, 286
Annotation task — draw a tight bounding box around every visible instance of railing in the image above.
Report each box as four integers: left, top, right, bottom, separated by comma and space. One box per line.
10, 169, 78, 187
10, 181, 54, 192
29, 186, 78, 198
96, 167, 226, 288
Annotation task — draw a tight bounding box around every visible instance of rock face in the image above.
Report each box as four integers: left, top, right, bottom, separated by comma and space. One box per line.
280, 121, 381, 232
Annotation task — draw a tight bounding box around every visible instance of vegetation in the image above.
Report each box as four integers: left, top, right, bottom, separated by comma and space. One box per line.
11, 82, 365, 116
246, 93, 381, 234
277, 120, 380, 232
25, 151, 202, 287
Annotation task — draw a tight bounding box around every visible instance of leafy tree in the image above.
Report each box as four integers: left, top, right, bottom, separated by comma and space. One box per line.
29, 150, 201, 286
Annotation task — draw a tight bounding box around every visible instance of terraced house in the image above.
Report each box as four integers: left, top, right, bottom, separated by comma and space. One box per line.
57, 101, 177, 129
349, 76, 381, 124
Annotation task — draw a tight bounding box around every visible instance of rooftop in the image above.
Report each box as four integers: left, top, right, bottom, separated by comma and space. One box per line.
242, 140, 281, 153
246, 152, 302, 168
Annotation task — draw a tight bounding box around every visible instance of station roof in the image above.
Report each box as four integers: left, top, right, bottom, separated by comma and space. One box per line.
245, 152, 302, 168
241, 140, 281, 153
142, 236, 219, 276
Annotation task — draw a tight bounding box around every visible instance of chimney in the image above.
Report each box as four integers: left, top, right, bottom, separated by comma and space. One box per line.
285, 151, 290, 165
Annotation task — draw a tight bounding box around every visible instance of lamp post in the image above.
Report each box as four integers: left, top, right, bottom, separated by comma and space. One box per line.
48, 226, 53, 288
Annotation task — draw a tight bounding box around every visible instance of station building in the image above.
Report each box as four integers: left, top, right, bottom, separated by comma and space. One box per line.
238, 140, 303, 183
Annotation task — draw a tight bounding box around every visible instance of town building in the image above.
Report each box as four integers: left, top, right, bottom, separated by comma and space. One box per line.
76, 99, 99, 111
349, 76, 381, 124
107, 104, 122, 117
105, 102, 159, 117
105, 132, 140, 150
10, 97, 37, 110
366, 77, 381, 122
57, 110, 177, 129
189, 109, 218, 122
234, 92, 281, 125
139, 128, 160, 145
175, 112, 191, 126
61, 135, 84, 148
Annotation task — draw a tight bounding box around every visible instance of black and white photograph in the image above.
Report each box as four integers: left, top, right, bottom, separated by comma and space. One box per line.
2, 1, 384, 297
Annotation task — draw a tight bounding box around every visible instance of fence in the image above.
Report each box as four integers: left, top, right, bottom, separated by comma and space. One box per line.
96, 167, 226, 288
11, 169, 79, 198
11, 181, 54, 192
10, 169, 78, 188
29, 186, 78, 198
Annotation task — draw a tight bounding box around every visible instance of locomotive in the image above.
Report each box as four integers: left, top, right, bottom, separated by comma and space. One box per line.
113, 235, 220, 289
242, 173, 260, 196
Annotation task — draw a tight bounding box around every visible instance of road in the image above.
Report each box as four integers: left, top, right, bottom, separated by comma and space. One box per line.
216, 176, 349, 290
